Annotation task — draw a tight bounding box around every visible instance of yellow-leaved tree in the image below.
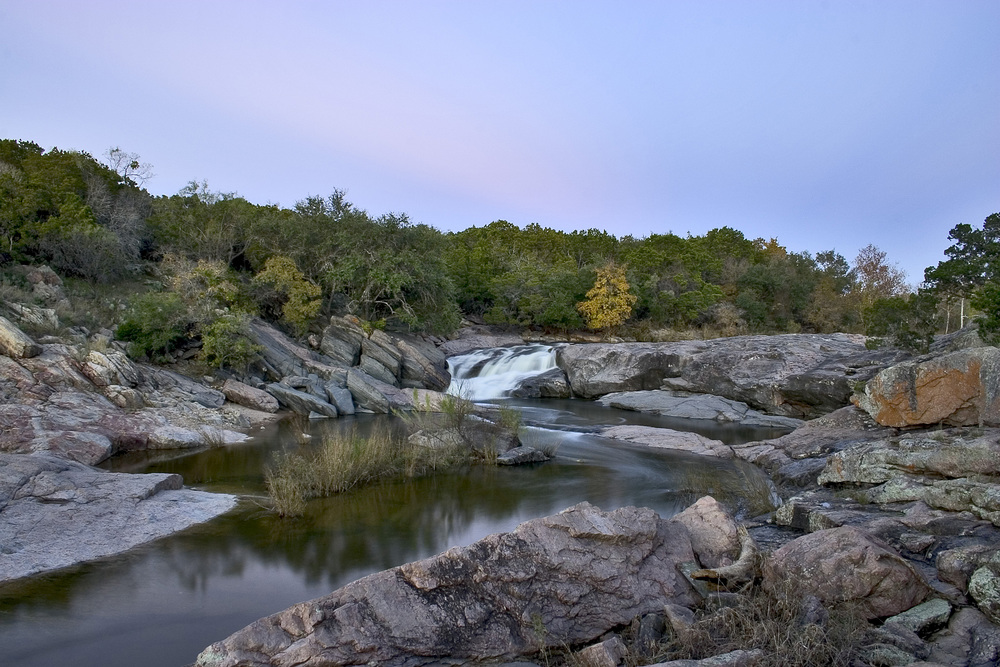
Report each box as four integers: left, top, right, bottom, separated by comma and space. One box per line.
577, 262, 637, 330
252, 255, 322, 335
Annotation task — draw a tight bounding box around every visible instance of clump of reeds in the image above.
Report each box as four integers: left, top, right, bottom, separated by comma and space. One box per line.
265, 425, 470, 517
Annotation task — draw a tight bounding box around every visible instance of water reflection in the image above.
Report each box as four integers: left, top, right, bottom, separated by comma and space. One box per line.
0, 398, 785, 667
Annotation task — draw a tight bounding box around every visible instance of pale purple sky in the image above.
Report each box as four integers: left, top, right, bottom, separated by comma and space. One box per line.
2, 1, 998, 283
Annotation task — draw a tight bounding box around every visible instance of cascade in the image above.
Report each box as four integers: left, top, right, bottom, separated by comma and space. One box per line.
447, 344, 557, 400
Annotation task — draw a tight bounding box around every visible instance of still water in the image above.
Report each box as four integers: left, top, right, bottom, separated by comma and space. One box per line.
0, 350, 787, 667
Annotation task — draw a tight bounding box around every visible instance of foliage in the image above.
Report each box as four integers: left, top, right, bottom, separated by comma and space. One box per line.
251, 255, 322, 335
200, 310, 261, 371
852, 244, 908, 309
577, 262, 637, 330
116, 291, 191, 360
863, 292, 939, 353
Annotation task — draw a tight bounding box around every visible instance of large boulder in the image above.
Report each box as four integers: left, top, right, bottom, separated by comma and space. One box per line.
221, 379, 280, 413
671, 496, 741, 569
266, 383, 339, 418
394, 334, 450, 391
510, 367, 572, 398
0, 453, 237, 583
249, 319, 347, 381
855, 347, 1000, 427
196, 502, 700, 667
320, 316, 365, 366
558, 334, 903, 418
0, 315, 42, 359
765, 526, 930, 619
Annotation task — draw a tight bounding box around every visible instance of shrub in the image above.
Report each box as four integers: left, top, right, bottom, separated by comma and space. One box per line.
200, 310, 261, 371
116, 291, 191, 360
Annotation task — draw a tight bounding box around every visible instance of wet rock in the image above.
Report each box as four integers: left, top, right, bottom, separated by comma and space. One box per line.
672, 496, 741, 569
196, 502, 701, 667
221, 379, 280, 413
0, 453, 237, 583
510, 367, 571, 399
265, 383, 338, 418
0, 315, 41, 359
765, 525, 930, 618
855, 347, 1000, 427
598, 390, 803, 429
599, 425, 734, 458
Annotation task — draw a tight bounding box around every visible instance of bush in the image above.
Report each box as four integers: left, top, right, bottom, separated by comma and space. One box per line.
200, 310, 261, 371
116, 291, 191, 359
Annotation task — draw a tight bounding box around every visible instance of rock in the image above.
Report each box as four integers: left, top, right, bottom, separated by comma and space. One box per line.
969, 564, 1000, 625
320, 316, 365, 366
324, 382, 355, 415
558, 334, 903, 418
937, 545, 1000, 591
249, 318, 347, 381
599, 425, 734, 458
265, 383, 339, 418
409, 416, 520, 456
855, 347, 1000, 427
496, 446, 550, 465
647, 650, 764, 667
765, 525, 930, 618
924, 607, 1000, 667
573, 635, 626, 667
362, 330, 402, 378
886, 598, 953, 636
598, 390, 803, 429
104, 384, 144, 410
0, 315, 42, 359
196, 502, 701, 667
395, 334, 450, 391
510, 367, 572, 399
439, 325, 526, 357
672, 496, 741, 569
81, 349, 142, 387
221, 379, 280, 413
558, 341, 699, 399
346, 367, 392, 413
818, 429, 1000, 486
143, 367, 225, 408
865, 476, 1000, 526
359, 352, 398, 385
0, 453, 237, 583
147, 425, 249, 449
732, 406, 891, 475
635, 612, 667, 657
5, 302, 59, 329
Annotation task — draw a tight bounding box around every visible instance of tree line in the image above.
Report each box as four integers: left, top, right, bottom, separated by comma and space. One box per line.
1, 138, 995, 367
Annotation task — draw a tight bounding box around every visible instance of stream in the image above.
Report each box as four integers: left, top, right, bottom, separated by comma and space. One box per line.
0, 345, 788, 667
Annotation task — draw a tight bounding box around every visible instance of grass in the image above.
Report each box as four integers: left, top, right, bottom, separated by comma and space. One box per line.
265, 425, 473, 517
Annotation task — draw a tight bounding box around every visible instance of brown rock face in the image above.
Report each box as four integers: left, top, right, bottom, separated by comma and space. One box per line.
765, 526, 929, 619
854, 347, 1000, 427
196, 502, 701, 667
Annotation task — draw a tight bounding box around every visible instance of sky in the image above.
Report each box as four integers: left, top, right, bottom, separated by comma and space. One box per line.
1, 1, 998, 284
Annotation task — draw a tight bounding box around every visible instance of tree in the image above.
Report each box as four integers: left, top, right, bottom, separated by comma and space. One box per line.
577, 262, 637, 330
852, 244, 907, 309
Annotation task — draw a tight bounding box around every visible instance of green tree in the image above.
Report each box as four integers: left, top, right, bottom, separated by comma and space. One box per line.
252, 255, 322, 336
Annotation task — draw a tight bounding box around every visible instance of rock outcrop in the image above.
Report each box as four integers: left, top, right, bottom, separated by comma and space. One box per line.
0, 453, 237, 583
196, 503, 701, 666
0, 314, 42, 359
558, 334, 905, 418
854, 347, 1000, 427
599, 425, 735, 459
598, 390, 803, 429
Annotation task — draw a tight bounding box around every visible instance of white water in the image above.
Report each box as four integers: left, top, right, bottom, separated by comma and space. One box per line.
447, 344, 558, 400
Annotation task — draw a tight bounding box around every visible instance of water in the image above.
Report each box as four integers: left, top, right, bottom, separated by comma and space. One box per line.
0, 346, 788, 667
447, 344, 557, 400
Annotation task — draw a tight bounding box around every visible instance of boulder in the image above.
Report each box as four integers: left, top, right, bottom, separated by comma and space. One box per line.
598, 390, 803, 429
249, 319, 347, 381
81, 349, 142, 387
0, 315, 41, 359
969, 565, 1000, 625
395, 334, 450, 391
0, 453, 237, 583
320, 316, 365, 366
558, 334, 903, 418
672, 496, 741, 569
359, 353, 398, 385
510, 367, 572, 399
266, 383, 339, 418
765, 526, 930, 618
346, 368, 393, 413
324, 382, 356, 415
885, 598, 953, 636
573, 635, 626, 667
855, 347, 1000, 427
496, 446, 550, 465
599, 425, 734, 458
104, 384, 144, 410
221, 379, 280, 413
196, 502, 700, 667
5, 302, 59, 329
143, 367, 225, 408
362, 330, 402, 378
863, 476, 1000, 526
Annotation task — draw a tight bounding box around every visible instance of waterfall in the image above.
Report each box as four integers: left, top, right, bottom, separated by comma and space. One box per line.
447, 344, 558, 400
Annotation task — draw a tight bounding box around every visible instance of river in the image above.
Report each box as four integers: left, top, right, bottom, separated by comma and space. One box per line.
0, 345, 787, 667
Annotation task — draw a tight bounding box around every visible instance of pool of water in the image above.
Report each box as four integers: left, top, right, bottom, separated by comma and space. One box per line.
0, 398, 784, 667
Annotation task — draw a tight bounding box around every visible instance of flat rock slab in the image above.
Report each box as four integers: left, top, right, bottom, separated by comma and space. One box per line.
0, 453, 237, 583
599, 425, 734, 458
597, 390, 803, 430
196, 502, 701, 667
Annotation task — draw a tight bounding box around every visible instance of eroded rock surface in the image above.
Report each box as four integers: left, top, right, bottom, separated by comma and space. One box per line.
0, 453, 237, 583
196, 503, 700, 667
